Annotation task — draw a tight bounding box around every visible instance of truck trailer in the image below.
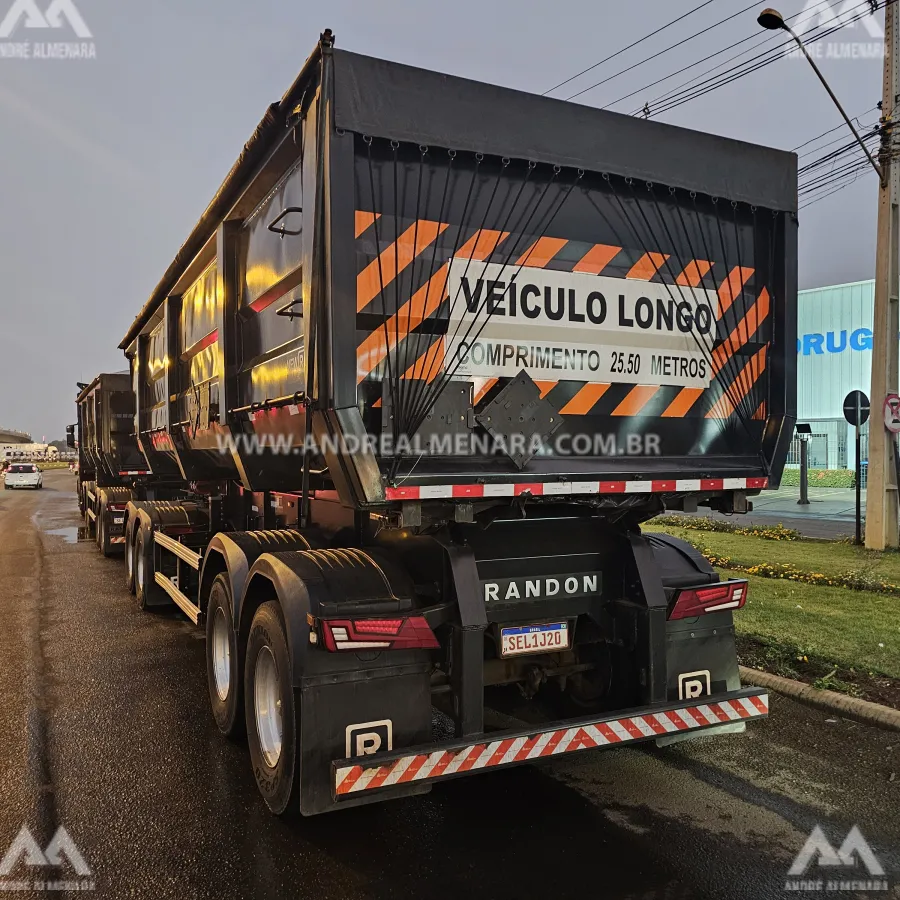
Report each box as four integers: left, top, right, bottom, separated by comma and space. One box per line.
79, 32, 796, 816
70, 373, 159, 556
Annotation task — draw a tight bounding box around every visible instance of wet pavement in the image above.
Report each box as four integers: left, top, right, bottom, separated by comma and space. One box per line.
0, 470, 898, 899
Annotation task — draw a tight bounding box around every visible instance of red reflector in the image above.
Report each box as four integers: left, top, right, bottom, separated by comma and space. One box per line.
108, 503, 128, 512
321, 616, 439, 652
353, 619, 403, 636
668, 580, 748, 620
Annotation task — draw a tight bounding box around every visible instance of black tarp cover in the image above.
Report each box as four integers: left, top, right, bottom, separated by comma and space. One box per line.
333, 50, 797, 213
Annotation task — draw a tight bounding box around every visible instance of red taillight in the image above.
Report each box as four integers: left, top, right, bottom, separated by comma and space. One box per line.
320, 616, 439, 652
108, 503, 127, 512
668, 580, 748, 620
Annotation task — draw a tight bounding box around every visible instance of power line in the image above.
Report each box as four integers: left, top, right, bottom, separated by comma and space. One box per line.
801, 176, 869, 204
800, 153, 877, 193
644, 0, 879, 116
799, 178, 864, 208
625, 31, 781, 115
797, 135, 893, 207
616, 0, 879, 119
615, 29, 786, 113
639, 0, 884, 118
792, 105, 879, 152
542, 0, 720, 96
798, 136, 880, 186
797, 113, 880, 159
799, 126, 880, 169
623, 0, 836, 115
799, 155, 892, 208
544, 0, 888, 213
564, 0, 764, 102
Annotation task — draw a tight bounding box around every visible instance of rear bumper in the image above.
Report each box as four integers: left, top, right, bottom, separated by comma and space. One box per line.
332, 688, 768, 798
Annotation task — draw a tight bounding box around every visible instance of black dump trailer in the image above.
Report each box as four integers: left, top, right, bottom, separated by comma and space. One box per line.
72, 374, 154, 556
99, 33, 794, 816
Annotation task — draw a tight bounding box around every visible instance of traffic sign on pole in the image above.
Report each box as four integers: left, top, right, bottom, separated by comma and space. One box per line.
843, 391, 871, 546
884, 393, 900, 435
843, 390, 870, 427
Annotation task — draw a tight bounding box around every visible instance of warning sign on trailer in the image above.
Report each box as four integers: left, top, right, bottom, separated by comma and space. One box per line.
446, 338, 711, 387
445, 260, 718, 388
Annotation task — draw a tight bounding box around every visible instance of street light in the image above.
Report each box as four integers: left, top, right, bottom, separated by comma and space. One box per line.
757, 7, 885, 186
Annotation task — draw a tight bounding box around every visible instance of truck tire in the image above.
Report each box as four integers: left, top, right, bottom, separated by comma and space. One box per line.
245, 601, 299, 816
125, 529, 136, 594
206, 574, 244, 738
83, 483, 94, 529
98, 513, 110, 557
95, 496, 105, 549
86, 495, 96, 539
134, 528, 154, 610
100, 510, 119, 558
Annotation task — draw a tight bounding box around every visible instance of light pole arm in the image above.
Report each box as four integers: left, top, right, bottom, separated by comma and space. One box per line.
783, 24, 885, 186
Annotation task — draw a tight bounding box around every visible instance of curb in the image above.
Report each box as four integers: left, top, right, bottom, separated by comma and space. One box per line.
739, 666, 900, 732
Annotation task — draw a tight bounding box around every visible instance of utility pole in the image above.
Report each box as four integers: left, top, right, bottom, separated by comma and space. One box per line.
866, 0, 900, 551
760, 6, 897, 545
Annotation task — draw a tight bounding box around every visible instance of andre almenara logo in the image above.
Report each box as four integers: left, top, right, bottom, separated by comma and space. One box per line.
0, 0, 95, 60
0, 825, 95, 892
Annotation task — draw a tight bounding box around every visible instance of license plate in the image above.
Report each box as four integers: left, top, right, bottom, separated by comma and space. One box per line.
500, 622, 570, 657
113, 516, 124, 524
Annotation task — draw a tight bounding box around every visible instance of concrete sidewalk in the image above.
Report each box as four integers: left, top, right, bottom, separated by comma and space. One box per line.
752, 485, 864, 520
683, 485, 865, 539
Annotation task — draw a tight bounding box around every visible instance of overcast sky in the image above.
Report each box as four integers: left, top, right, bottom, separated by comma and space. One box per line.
0, 0, 886, 439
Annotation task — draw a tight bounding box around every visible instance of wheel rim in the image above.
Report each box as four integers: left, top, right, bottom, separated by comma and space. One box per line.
127, 540, 133, 577
136, 546, 144, 590
212, 606, 231, 702
254, 646, 283, 768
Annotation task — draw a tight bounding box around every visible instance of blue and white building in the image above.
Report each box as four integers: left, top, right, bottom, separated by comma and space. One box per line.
796, 279, 877, 470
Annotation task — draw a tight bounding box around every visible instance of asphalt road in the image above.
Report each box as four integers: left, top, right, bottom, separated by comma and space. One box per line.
0, 470, 898, 899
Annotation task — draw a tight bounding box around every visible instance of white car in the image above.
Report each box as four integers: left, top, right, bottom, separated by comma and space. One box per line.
4, 463, 42, 490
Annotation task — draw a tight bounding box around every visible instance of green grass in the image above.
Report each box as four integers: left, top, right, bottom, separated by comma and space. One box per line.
36, 461, 71, 470
645, 524, 900, 585
733, 574, 900, 679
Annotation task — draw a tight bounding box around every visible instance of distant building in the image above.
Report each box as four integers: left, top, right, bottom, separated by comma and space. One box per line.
795, 279, 879, 471
0, 429, 56, 460
0, 428, 31, 445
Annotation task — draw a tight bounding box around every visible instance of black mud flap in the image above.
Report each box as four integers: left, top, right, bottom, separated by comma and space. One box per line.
649, 531, 747, 744
298, 664, 433, 815
665, 612, 742, 704
660, 621, 746, 746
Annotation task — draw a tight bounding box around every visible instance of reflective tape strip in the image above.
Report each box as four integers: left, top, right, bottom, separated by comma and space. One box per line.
440, 744, 481, 777
483, 484, 515, 497
384, 477, 768, 502
629, 716, 658, 738
418, 485, 454, 499
334, 695, 768, 796
651, 712, 680, 733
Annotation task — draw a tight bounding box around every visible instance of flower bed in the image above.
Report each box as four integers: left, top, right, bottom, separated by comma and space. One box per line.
651, 514, 801, 541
